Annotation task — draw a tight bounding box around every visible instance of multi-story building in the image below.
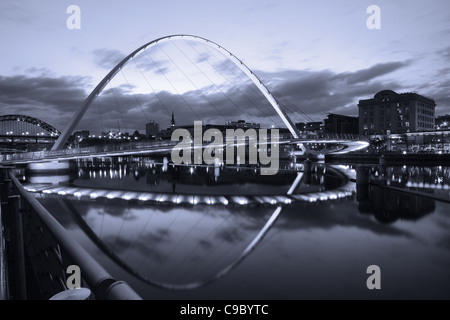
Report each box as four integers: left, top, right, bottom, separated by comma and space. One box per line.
323, 113, 359, 134
145, 121, 160, 138
295, 121, 323, 135
358, 90, 436, 135
225, 120, 260, 129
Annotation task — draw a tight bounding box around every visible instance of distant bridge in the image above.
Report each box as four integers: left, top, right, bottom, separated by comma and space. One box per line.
0, 137, 369, 165
0, 115, 60, 152
0, 114, 60, 137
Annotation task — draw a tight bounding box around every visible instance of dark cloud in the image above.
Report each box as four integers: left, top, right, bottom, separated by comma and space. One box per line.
102, 232, 168, 264
437, 46, 450, 61
195, 52, 211, 64
92, 48, 125, 69
0, 73, 90, 131
2, 58, 439, 137
259, 67, 406, 120
216, 226, 246, 244
336, 61, 410, 85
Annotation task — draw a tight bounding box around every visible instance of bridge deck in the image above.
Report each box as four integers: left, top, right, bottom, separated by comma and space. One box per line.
0, 137, 368, 165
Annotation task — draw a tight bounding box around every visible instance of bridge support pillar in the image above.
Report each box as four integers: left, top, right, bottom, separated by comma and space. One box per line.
0, 170, 12, 205
356, 165, 370, 202
7, 195, 27, 300
379, 155, 387, 166
379, 155, 387, 175
303, 158, 312, 184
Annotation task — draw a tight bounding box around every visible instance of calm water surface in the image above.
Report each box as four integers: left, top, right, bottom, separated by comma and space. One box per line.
23, 157, 450, 299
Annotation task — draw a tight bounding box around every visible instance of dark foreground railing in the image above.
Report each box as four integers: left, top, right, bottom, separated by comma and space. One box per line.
0, 167, 141, 300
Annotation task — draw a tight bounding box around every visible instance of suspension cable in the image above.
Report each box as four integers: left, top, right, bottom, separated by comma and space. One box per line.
157, 42, 230, 123
120, 68, 149, 124
143, 47, 201, 120
186, 40, 282, 128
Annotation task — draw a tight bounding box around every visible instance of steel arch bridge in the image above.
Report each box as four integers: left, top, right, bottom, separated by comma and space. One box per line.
51, 34, 302, 150
0, 114, 60, 136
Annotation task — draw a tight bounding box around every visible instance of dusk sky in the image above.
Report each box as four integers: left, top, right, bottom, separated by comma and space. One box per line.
1, 0, 449, 133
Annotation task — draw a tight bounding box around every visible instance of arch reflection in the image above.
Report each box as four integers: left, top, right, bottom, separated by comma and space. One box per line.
24, 157, 355, 289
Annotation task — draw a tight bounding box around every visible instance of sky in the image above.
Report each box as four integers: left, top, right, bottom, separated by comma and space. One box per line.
0, 0, 449, 134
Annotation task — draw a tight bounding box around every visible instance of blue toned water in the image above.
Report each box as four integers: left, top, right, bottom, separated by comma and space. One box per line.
24, 157, 450, 299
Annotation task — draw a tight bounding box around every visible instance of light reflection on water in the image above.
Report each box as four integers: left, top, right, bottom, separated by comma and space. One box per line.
23, 157, 450, 299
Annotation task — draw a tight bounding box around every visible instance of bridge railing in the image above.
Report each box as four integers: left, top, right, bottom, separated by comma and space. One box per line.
0, 168, 141, 300
314, 132, 370, 141
1, 133, 370, 163
2, 139, 178, 163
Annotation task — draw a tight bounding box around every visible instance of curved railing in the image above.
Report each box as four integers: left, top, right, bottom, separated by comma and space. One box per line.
2, 170, 141, 299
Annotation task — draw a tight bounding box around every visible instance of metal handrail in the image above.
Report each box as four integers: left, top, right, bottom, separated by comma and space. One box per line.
0, 205, 8, 300
4, 139, 178, 163
8, 172, 142, 300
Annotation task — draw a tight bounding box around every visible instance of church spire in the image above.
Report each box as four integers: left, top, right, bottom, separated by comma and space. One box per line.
171, 111, 175, 127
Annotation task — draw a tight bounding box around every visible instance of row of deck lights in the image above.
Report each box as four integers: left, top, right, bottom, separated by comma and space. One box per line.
27, 185, 353, 206
3, 131, 58, 136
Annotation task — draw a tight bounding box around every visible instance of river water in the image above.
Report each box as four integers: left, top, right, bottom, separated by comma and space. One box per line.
21, 156, 450, 299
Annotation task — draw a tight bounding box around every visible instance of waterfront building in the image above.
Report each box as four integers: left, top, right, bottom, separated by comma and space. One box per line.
295, 121, 323, 135
145, 121, 159, 138
225, 120, 260, 129
358, 90, 436, 135
323, 113, 359, 134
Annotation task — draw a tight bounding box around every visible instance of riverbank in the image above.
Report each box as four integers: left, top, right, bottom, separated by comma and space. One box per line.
325, 152, 450, 165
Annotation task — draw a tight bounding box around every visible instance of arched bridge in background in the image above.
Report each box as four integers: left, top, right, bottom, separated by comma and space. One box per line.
0, 115, 60, 136
1, 35, 369, 163
0, 114, 60, 153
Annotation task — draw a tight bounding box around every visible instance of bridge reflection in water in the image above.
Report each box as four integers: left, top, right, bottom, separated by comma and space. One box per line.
19, 157, 352, 289
15, 157, 450, 299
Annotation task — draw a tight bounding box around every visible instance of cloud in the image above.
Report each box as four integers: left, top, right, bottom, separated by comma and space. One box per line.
437, 46, 450, 61
2, 58, 439, 137
259, 67, 406, 120
92, 48, 125, 69
336, 61, 411, 85
0, 73, 90, 131
0, 2, 36, 23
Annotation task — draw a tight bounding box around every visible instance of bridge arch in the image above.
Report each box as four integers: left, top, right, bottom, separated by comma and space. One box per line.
52, 34, 300, 150
0, 114, 60, 135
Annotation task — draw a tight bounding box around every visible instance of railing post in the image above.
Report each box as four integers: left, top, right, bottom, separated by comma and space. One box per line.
303, 158, 312, 184
0, 169, 12, 205
7, 195, 27, 300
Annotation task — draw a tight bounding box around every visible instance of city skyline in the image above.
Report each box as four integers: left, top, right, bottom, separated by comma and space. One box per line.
0, 1, 449, 133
